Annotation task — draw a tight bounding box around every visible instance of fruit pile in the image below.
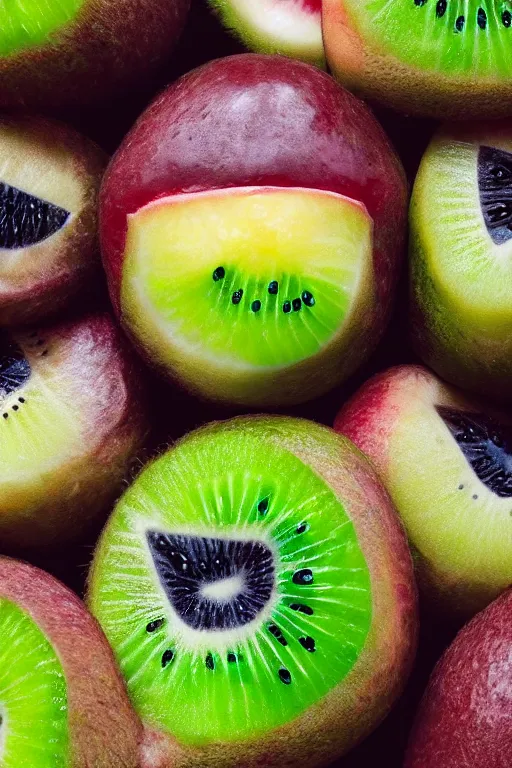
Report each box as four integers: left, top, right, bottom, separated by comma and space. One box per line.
0, 2, 510, 767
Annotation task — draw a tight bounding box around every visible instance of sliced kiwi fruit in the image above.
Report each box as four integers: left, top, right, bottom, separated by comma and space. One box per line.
0, 181, 70, 249
0, 596, 68, 766
208, 0, 325, 67
323, 0, 512, 117
0, 557, 141, 767
88, 416, 417, 767
0, 0, 83, 57
338, 365, 512, 615
122, 187, 374, 406
410, 124, 512, 400
0, 313, 148, 552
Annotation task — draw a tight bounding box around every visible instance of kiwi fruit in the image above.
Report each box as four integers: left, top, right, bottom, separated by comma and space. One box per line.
0, 556, 141, 767
323, 0, 512, 118
0, 311, 148, 553
100, 55, 407, 407
410, 122, 512, 401
207, 0, 325, 67
88, 416, 417, 768
335, 364, 512, 616
0, 117, 106, 326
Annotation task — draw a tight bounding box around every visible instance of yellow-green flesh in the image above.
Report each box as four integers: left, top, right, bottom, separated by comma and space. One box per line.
121, 187, 373, 395
89, 420, 373, 746
0, 0, 84, 57
0, 598, 68, 767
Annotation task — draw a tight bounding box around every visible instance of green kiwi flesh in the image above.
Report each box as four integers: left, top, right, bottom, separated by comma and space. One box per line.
88, 417, 373, 746
344, 0, 512, 77
0, 0, 84, 57
0, 597, 68, 766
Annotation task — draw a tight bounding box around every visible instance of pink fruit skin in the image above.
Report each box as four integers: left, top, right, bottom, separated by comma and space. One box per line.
405, 589, 512, 768
0, 557, 142, 767
100, 54, 407, 324
333, 365, 423, 473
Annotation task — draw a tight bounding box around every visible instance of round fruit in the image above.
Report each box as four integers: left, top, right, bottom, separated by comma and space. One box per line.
0, 311, 149, 552
0, 0, 189, 109
100, 54, 407, 407
88, 415, 417, 768
0, 556, 141, 767
323, 1, 512, 118
405, 588, 512, 768
208, 0, 324, 66
0, 116, 106, 326
335, 364, 512, 616
410, 122, 512, 401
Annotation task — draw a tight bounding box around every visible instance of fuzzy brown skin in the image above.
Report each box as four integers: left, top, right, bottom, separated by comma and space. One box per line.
405, 588, 512, 768
0, 116, 107, 326
0, 0, 190, 109
138, 416, 417, 768
0, 557, 142, 767
0, 311, 150, 553
322, 2, 512, 119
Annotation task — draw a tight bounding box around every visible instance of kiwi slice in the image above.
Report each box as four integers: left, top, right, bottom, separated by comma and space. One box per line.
0, 313, 148, 551
410, 125, 512, 398
208, 0, 325, 67
0, 0, 83, 57
0, 597, 68, 766
0, 181, 70, 249
122, 187, 373, 406
88, 416, 417, 766
342, 1, 512, 78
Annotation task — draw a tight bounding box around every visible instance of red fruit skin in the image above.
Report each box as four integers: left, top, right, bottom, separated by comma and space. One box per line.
0, 557, 142, 767
405, 589, 512, 768
0, 0, 190, 109
101, 53, 407, 321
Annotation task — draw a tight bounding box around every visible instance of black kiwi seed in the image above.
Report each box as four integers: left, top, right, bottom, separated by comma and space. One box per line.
147, 532, 275, 631
0, 182, 70, 249
455, 15, 465, 31
161, 649, 175, 668
2, 413, 7, 419
267, 623, 288, 646
301, 291, 315, 307
292, 568, 314, 585
232, 290, 243, 305
299, 636, 316, 653
292, 298, 302, 312
278, 668, 292, 685
477, 7, 487, 29
227, 652, 238, 663
268, 281, 279, 295
437, 406, 512, 497
212, 266, 225, 281
205, 653, 215, 670
458, 484, 464, 490
251, 300, 261, 313
0, 335, 31, 399
18, 397, 25, 403
258, 497, 269, 515
503, 10, 512, 27
289, 603, 313, 615
296, 522, 309, 534
282, 301, 291, 314
414, 0, 427, 5
436, 0, 447, 19
146, 618, 165, 633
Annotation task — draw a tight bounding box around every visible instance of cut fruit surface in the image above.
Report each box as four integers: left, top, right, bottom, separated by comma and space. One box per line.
336, 365, 512, 614
122, 186, 373, 405
0, 0, 83, 57
0, 313, 148, 551
323, 1, 512, 117
89, 416, 416, 766
410, 125, 512, 398
209, 0, 324, 66
89, 419, 372, 744
0, 597, 68, 767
